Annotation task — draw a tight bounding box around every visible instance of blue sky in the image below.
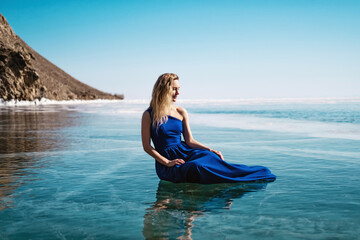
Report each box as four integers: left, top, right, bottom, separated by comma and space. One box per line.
2, 0, 359, 99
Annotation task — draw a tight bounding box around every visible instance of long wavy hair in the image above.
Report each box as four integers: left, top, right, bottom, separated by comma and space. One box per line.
150, 73, 179, 129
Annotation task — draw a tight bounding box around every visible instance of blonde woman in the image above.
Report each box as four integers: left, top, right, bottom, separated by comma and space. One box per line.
141, 73, 276, 184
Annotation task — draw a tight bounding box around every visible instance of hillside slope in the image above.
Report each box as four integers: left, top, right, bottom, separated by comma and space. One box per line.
0, 14, 123, 101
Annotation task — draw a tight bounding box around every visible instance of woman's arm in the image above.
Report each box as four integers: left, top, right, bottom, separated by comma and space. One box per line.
179, 107, 224, 160
141, 111, 185, 167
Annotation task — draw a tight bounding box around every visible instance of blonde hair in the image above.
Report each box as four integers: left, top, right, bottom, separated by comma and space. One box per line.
150, 73, 179, 129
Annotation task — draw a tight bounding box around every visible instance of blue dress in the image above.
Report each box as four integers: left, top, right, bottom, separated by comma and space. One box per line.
147, 108, 276, 184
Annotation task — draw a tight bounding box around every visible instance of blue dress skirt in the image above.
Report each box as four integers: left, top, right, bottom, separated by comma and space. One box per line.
146, 108, 276, 184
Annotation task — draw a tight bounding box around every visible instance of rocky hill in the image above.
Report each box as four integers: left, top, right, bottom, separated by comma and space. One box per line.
0, 14, 123, 101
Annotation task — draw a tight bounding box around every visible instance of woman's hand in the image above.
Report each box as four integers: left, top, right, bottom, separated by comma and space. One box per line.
210, 149, 224, 160
166, 159, 185, 167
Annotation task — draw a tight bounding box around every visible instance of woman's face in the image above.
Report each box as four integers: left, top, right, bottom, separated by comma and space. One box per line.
172, 80, 180, 102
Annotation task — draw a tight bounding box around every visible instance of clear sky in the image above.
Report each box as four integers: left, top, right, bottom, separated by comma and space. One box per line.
1, 0, 359, 99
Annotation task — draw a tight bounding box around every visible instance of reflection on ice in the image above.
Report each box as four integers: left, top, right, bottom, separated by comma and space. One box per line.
0, 107, 76, 210
143, 180, 267, 239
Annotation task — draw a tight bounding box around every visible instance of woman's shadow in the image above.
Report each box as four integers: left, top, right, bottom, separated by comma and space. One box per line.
143, 180, 268, 239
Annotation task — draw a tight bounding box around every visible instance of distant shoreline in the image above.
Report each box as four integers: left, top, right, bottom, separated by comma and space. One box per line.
0, 98, 124, 106
176, 97, 360, 104
1, 97, 360, 107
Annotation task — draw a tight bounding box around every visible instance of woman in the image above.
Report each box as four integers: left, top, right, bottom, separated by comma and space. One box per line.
141, 73, 276, 184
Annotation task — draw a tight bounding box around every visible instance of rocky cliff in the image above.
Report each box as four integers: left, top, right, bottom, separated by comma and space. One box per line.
0, 14, 123, 101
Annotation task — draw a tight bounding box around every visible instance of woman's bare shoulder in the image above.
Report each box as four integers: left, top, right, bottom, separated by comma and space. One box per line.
176, 106, 188, 117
